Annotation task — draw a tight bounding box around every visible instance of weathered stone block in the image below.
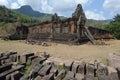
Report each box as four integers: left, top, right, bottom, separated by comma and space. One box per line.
0, 56, 8, 65
64, 71, 75, 80
107, 66, 119, 80
0, 63, 12, 74
56, 69, 66, 80
20, 52, 34, 63
34, 76, 42, 80
0, 65, 24, 80
9, 55, 17, 62
20, 75, 29, 80
28, 55, 37, 64
117, 67, 120, 79
11, 71, 23, 80
6, 74, 11, 80
97, 63, 108, 76
77, 62, 86, 75
50, 64, 58, 76
98, 75, 110, 80
38, 64, 52, 76
72, 62, 79, 73
42, 73, 54, 80
64, 61, 74, 71
108, 53, 120, 68
32, 57, 46, 67
75, 73, 84, 80
86, 63, 95, 76
84, 74, 95, 80
29, 64, 43, 79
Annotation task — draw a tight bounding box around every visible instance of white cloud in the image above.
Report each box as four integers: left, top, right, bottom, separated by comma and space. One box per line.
11, 2, 20, 9
17, 0, 26, 6
75, 0, 89, 4
0, 0, 8, 6
85, 10, 106, 20
103, 0, 120, 11
14, 0, 90, 16
40, 0, 53, 13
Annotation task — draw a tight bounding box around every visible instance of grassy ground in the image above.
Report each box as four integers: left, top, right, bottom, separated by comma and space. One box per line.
0, 39, 120, 64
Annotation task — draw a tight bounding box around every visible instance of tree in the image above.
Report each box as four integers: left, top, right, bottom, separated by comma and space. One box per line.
104, 14, 120, 39
113, 14, 120, 22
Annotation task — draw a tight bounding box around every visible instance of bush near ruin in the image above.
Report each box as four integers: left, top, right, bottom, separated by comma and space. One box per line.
104, 14, 120, 39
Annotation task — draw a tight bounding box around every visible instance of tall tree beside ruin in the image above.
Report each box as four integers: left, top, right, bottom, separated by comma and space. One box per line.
104, 14, 120, 39
113, 14, 120, 22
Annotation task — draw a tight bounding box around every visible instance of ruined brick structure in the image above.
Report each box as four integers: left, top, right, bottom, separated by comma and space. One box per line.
9, 24, 29, 40
7, 4, 113, 44
27, 4, 113, 44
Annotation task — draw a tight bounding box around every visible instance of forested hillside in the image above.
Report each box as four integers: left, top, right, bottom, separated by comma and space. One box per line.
16, 5, 52, 19
0, 6, 40, 36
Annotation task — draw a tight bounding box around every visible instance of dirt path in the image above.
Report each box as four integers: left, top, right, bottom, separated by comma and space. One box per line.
0, 40, 120, 63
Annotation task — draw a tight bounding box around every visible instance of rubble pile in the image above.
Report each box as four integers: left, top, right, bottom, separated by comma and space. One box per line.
0, 52, 120, 80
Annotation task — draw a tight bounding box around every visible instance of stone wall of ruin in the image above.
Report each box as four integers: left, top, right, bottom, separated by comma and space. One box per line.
27, 18, 113, 44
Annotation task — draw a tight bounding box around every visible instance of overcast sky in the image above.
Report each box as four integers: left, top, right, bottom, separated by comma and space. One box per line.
0, 0, 120, 20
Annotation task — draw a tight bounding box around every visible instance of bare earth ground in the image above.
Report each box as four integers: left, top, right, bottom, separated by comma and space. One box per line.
0, 40, 120, 64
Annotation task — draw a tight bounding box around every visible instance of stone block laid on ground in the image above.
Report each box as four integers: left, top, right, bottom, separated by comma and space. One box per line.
71, 62, 79, 73
20, 52, 34, 63
64, 61, 74, 71
77, 61, 86, 75
10, 71, 23, 80
117, 67, 120, 79
0, 52, 120, 80
75, 73, 84, 80
64, 71, 75, 80
42, 73, 54, 80
0, 63, 12, 74
98, 75, 110, 80
56, 69, 66, 80
108, 53, 120, 68
38, 64, 52, 76
86, 63, 95, 76
97, 63, 108, 76
84, 74, 95, 80
49, 63, 58, 76
107, 66, 119, 80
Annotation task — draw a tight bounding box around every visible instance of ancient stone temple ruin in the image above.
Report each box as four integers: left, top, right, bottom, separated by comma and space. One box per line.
6, 4, 113, 44
27, 4, 113, 44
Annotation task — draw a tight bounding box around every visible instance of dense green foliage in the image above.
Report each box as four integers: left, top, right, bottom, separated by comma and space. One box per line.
113, 14, 120, 22
0, 5, 40, 36
104, 14, 120, 39
0, 6, 40, 24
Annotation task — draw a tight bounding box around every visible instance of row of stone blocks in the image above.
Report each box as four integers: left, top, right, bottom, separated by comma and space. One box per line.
0, 52, 120, 80
0, 52, 25, 80
0, 51, 49, 80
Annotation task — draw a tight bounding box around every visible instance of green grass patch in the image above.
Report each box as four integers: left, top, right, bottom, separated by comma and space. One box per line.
21, 61, 31, 75
57, 65, 63, 72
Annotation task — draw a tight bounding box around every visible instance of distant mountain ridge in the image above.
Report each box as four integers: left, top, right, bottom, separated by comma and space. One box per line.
105, 19, 113, 23
16, 5, 52, 18
16, 5, 110, 28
